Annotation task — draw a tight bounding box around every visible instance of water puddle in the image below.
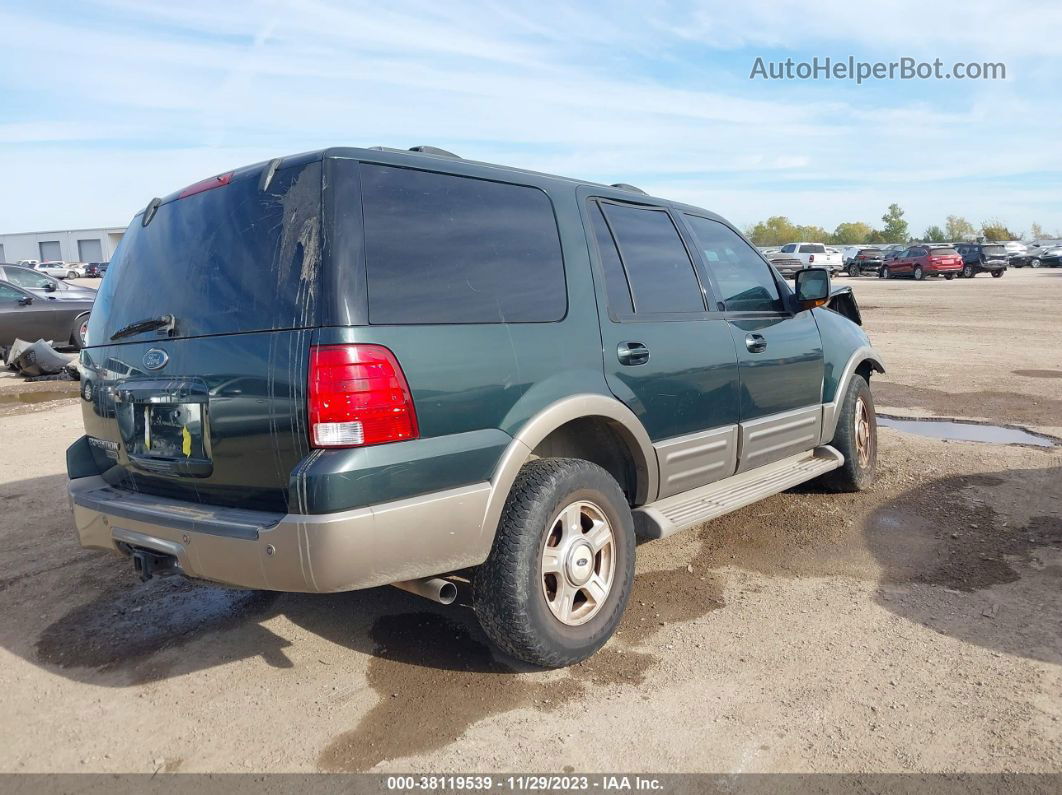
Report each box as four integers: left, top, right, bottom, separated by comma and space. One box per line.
0, 390, 77, 405
877, 414, 1059, 448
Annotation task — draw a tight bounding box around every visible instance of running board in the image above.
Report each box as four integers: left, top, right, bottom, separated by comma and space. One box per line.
633, 446, 844, 539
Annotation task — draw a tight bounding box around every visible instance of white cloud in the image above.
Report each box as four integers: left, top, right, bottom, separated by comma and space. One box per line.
0, 0, 1058, 233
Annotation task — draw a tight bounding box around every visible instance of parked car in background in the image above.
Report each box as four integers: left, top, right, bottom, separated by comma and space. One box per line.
845, 248, 884, 277
761, 249, 806, 278
67, 262, 88, 278
954, 243, 1008, 278
65, 145, 884, 668
879, 244, 906, 263
0, 264, 98, 299
0, 280, 92, 348
16, 259, 39, 268
84, 262, 109, 278
1011, 240, 1062, 268
775, 242, 842, 277
881, 245, 962, 280
35, 261, 81, 279
1001, 241, 1026, 257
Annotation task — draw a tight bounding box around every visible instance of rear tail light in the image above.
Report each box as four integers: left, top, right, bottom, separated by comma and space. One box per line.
308, 344, 419, 448
808, 254, 815, 263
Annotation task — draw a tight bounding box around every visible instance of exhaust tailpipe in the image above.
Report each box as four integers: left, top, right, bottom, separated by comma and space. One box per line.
391, 577, 458, 605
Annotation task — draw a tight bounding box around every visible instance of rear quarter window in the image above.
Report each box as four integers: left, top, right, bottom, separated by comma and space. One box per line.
360, 164, 566, 324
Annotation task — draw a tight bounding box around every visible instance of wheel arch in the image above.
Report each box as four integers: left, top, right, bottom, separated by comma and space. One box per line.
820, 346, 885, 444
474, 394, 658, 564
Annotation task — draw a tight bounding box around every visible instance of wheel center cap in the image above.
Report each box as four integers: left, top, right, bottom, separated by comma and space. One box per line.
566, 542, 594, 586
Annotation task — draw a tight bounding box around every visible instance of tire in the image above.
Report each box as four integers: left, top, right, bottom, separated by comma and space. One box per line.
962, 265, 975, 278
944, 274, 954, 280
473, 458, 636, 668
71, 314, 90, 349
991, 270, 1003, 278
848, 264, 860, 277
1031, 259, 1041, 269
913, 265, 924, 281
881, 266, 891, 279
818, 374, 877, 492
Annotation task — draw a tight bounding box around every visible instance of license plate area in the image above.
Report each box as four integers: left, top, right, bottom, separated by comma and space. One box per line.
115, 379, 213, 477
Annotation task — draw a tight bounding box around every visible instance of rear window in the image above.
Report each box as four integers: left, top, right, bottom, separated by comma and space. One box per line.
930, 247, 959, 255
857, 249, 881, 256
798, 244, 826, 254
361, 164, 566, 324
88, 160, 323, 344
981, 245, 1006, 256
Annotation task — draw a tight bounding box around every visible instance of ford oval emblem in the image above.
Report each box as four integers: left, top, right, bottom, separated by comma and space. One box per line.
143, 348, 169, 370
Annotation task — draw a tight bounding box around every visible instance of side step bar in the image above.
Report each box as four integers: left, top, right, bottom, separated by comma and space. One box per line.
633, 446, 844, 539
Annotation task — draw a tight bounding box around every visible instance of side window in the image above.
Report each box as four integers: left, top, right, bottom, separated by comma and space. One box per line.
601, 203, 705, 314
587, 202, 633, 314
683, 215, 784, 313
781, 244, 796, 253
4, 268, 48, 289
360, 164, 567, 324
0, 284, 23, 301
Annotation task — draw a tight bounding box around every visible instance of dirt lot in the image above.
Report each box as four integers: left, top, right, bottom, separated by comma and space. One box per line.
0, 269, 1059, 773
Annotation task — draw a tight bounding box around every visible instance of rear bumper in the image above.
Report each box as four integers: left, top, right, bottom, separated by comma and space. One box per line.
926, 263, 962, 273
68, 476, 491, 592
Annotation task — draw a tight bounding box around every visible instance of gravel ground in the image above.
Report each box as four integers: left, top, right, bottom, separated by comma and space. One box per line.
0, 269, 1059, 773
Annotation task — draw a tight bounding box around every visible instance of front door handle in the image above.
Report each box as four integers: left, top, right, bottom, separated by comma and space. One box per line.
617, 342, 650, 366
745, 333, 767, 353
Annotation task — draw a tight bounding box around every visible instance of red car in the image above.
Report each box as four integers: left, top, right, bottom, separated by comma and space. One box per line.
880, 245, 962, 280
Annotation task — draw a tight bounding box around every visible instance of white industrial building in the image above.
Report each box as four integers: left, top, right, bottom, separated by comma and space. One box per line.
0, 226, 126, 264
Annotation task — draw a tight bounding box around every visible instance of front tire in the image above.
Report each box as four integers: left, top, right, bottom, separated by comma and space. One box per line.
881, 266, 891, 279
1031, 258, 1041, 269
848, 264, 860, 277
818, 374, 877, 493
991, 270, 1004, 278
474, 458, 636, 668
944, 274, 955, 280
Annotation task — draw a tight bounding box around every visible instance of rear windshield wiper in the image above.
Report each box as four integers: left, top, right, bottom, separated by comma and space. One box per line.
110, 313, 176, 341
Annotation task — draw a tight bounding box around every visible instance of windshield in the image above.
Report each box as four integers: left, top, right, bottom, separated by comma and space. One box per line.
3, 267, 57, 289
87, 159, 323, 345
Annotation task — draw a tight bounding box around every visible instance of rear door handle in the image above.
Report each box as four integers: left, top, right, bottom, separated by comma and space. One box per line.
745, 333, 767, 353
617, 342, 650, 366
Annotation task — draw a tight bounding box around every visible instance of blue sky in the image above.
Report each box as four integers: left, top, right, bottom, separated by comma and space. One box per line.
1, 0, 1060, 236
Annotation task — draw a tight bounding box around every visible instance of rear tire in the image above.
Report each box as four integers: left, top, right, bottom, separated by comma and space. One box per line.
962, 265, 975, 278
944, 274, 954, 280
881, 266, 891, 279
70, 314, 89, 349
991, 270, 1003, 278
1031, 259, 1041, 269
913, 265, 924, 281
474, 458, 636, 668
848, 264, 860, 277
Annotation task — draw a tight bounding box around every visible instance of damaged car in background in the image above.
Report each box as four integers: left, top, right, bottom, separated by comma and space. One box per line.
0, 281, 92, 349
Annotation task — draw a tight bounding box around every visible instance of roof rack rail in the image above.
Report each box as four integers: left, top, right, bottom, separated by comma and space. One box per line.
610, 183, 647, 195
408, 145, 461, 159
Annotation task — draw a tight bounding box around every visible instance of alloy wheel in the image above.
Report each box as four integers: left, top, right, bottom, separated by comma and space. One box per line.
541, 500, 616, 626
854, 397, 874, 468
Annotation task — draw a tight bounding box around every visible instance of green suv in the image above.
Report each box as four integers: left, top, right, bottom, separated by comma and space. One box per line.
67, 146, 884, 667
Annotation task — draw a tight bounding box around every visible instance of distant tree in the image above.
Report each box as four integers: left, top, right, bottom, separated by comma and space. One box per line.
830, 221, 876, 244
864, 229, 886, 244
1029, 222, 1044, 240
922, 225, 947, 243
880, 203, 909, 243
945, 215, 977, 241
795, 224, 831, 242
981, 219, 1017, 241
745, 216, 799, 246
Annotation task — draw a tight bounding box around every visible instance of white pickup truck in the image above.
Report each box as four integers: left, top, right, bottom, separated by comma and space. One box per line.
776, 242, 843, 276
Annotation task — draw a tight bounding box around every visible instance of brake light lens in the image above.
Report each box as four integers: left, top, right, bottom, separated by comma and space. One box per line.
808, 254, 815, 263
308, 345, 418, 448
178, 171, 233, 199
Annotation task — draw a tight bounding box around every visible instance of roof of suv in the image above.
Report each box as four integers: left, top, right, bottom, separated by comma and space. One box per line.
146, 145, 731, 229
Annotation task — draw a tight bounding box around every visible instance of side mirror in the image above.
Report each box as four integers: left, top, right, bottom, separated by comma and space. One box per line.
18, 296, 33, 306
793, 267, 830, 311
44, 282, 57, 292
